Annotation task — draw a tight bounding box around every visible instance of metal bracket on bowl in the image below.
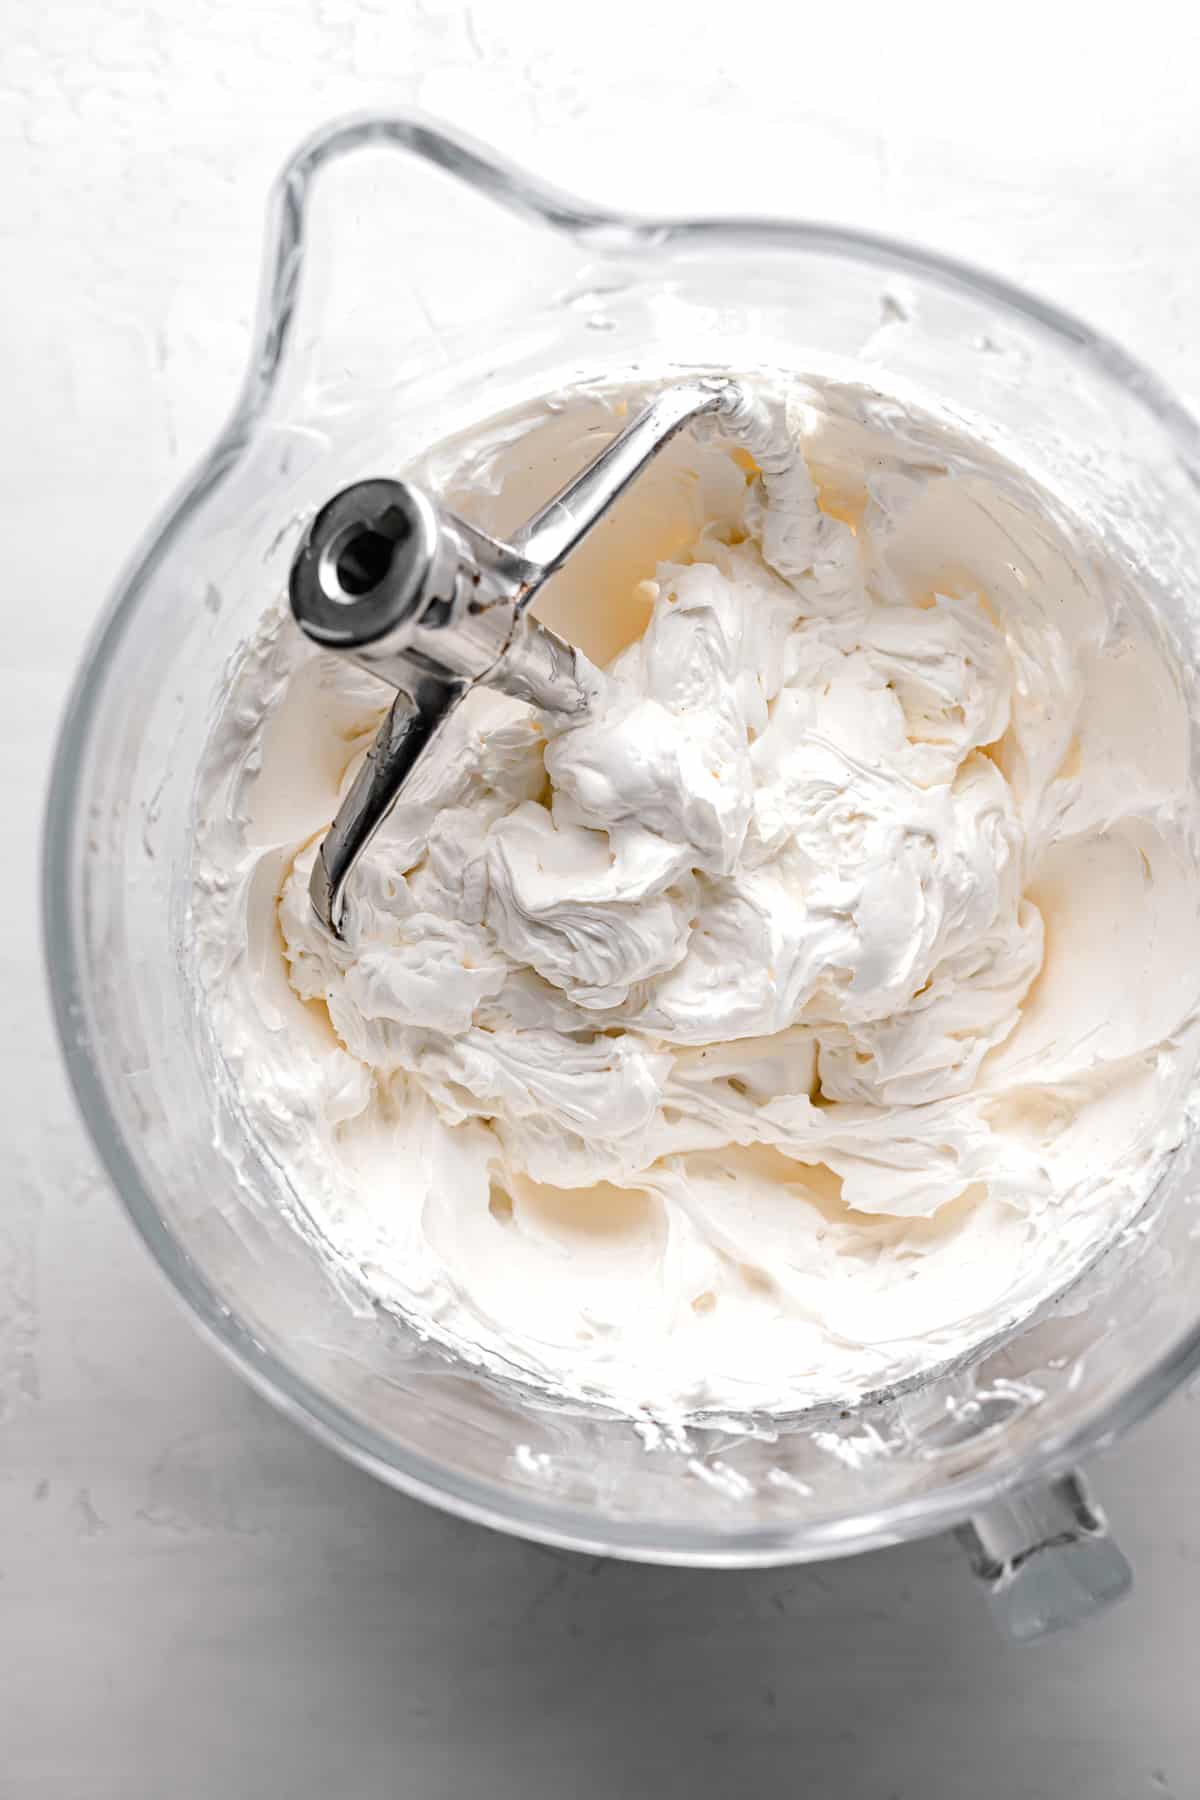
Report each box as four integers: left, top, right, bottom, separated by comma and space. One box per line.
956, 1469, 1132, 1643
289, 376, 755, 938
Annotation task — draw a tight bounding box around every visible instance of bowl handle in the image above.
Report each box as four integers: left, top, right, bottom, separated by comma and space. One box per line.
956, 1469, 1132, 1643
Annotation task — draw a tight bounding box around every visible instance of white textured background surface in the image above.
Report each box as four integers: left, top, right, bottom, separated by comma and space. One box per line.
7, 3, 1200, 1794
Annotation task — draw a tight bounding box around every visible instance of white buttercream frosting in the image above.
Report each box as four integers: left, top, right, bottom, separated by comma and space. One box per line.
190, 376, 1200, 1415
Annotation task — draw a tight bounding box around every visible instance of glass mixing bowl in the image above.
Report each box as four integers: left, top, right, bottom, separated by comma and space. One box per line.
43, 114, 1200, 1640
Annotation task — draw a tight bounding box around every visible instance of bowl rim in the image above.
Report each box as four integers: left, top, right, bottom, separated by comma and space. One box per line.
42, 108, 1200, 1565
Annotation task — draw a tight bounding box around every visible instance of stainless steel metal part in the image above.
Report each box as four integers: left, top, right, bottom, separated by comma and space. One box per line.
289, 376, 750, 936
